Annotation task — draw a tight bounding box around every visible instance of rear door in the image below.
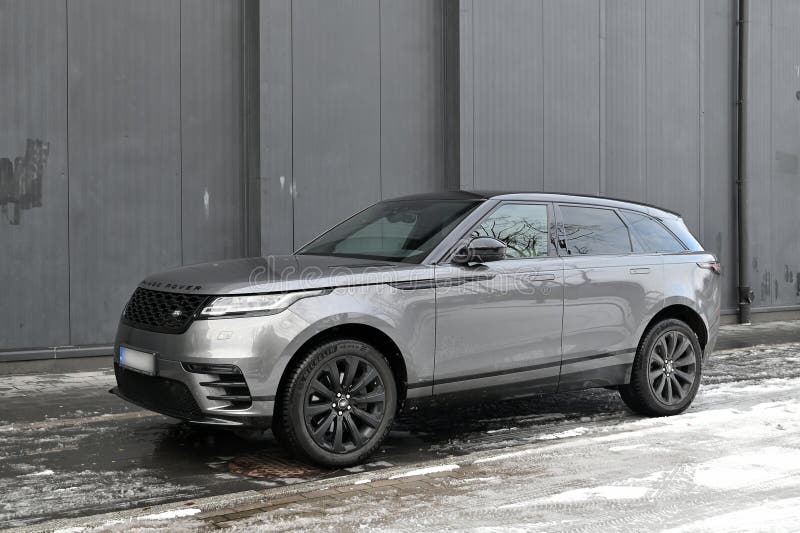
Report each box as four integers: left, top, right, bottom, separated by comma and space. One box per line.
433, 202, 564, 398
555, 204, 663, 391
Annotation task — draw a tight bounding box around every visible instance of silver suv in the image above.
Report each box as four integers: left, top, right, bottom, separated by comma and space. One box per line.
113, 192, 720, 467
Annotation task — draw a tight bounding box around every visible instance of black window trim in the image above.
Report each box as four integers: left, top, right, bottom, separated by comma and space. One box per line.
442, 201, 557, 263
619, 209, 689, 254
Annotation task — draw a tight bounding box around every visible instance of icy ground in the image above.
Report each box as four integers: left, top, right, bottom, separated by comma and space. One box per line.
4, 338, 800, 531
190, 346, 800, 532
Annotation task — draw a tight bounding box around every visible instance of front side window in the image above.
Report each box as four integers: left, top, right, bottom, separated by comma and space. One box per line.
297, 199, 479, 263
471, 203, 549, 258
621, 210, 686, 253
559, 205, 632, 256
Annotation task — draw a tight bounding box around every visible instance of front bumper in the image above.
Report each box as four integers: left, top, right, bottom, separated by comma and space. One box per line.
110, 364, 270, 428
112, 312, 306, 428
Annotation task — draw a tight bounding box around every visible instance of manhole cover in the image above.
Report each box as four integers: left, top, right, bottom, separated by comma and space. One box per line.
228, 451, 328, 478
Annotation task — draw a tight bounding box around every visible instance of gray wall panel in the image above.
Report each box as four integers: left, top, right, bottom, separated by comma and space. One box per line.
542, 0, 601, 195
604, 0, 645, 201
0, 0, 69, 349
380, 0, 445, 198
702, 0, 737, 311
457, 0, 474, 190
260, 0, 294, 255
746, 1, 775, 307
770, 0, 800, 306
291, 0, 381, 247
645, 0, 701, 234
180, 1, 245, 265
68, 0, 182, 345
471, 0, 544, 191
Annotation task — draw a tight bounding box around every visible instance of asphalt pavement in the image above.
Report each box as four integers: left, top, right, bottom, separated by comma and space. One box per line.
1, 320, 799, 531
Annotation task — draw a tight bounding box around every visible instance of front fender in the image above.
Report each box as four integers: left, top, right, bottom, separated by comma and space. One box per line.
260, 284, 436, 402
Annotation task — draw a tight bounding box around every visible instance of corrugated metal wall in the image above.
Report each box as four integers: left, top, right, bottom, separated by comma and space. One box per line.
458, 0, 739, 311
747, 0, 800, 309
0, 0, 248, 351
0, 1, 70, 349
1, 0, 799, 354
259, 0, 447, 252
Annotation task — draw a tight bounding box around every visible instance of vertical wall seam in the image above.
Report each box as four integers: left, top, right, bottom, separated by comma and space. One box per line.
541, 0, 545, 191
598, 0, 605, 195
768, 0, 774, 305
441, 1, 446, 190
471, 0, 475, 190
178, 0, 183, 265
378, 0, 383, 199
643, 0, 648, 203
66, 0, 72, 345
699, 0, 705, 238
290, 0, 295, 250
239, 1, 245, 255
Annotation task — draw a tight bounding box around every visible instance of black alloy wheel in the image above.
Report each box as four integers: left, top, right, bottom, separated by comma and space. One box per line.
276, 339, 397, 467
647, 329, 698, 406
619, 318, 703, 416
303, 355, 387, 453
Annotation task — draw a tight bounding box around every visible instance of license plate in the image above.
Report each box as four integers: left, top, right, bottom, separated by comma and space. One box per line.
119, 346, 156, 375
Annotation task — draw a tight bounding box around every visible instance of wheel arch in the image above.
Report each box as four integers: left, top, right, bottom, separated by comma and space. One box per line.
641, 303, 708, 352
274, 323, 409, 410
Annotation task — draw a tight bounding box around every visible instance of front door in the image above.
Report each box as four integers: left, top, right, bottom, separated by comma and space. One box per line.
433, 202, 564, 398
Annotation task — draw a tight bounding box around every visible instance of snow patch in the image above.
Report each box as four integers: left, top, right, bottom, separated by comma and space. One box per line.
354, 479, 372, 485
537, 427, 589, 440
487, 427, 518, 434
389, 464, 460, 479
365, 461, 394, 468
693, 447, 800, 490
20, 469, 55, 477
138, 508, 201, 520
474, 448, 538, 465
501, 485, 650, 508
608, 444, 646, 452
661, 496, 800, 533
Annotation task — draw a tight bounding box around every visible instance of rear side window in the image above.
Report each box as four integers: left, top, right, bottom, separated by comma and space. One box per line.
559, 205, 632, 255
621, 210, 686, 253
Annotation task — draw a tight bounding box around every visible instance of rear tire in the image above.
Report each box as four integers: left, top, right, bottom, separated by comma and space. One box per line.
619, 318, 702, 416
275, 339, 397, 468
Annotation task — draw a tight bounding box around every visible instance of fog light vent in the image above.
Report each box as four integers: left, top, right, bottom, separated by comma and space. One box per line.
183, 363, 242, 375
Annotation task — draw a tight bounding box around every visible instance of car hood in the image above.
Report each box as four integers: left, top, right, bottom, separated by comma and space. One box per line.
137, 254, 433, 295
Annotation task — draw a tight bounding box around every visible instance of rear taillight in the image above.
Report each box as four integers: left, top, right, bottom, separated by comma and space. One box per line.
697, 261, 722, 275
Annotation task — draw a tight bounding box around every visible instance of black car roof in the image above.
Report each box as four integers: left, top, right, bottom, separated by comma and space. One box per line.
387, 190, 681, 219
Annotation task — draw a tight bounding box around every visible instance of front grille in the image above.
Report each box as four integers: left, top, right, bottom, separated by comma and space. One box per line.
122, 287, 209, 334
114, 364, 203, 420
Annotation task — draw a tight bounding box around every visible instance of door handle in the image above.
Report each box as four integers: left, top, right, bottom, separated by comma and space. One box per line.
629, 267, 650, 275
526, 273, 555, 281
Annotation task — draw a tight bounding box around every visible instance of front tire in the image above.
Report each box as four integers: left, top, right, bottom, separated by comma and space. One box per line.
276, 339, 397, 468
619, 319, 702, 416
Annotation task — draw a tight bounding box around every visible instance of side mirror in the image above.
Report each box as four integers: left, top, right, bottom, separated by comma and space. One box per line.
452, 237, 506, 264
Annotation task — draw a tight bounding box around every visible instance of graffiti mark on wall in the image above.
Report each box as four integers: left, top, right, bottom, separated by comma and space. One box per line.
0, 139, 49, 225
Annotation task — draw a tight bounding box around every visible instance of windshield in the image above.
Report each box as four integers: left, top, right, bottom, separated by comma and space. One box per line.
296, 199, 480, 263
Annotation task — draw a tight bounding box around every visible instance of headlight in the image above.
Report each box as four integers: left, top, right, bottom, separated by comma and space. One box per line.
199, 289, 329, 317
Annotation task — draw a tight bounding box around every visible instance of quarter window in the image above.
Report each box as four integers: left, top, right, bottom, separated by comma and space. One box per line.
471, 203, 549, 258
559, 205, 632, 255
621, 210, 686, 253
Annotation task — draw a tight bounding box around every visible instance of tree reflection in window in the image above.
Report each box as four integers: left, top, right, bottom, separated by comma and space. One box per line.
560, 205, 632, 255
471, 204, 548, 258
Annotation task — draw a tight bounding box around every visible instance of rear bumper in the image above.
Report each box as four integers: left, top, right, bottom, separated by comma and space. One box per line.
704, 313, 720, 360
